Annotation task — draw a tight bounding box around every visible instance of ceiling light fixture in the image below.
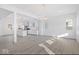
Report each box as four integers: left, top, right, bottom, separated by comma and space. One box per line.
39, 4, 48, 21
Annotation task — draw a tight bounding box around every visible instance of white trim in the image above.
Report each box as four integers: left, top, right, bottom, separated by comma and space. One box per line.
14, 12, 17, 43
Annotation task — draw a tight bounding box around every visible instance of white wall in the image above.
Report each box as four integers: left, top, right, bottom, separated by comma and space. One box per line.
0, 19, 2, 36
0, 14, 14, 36
40, 13, 77, 39
46, 15, 66, 36
76, 11, 79, 42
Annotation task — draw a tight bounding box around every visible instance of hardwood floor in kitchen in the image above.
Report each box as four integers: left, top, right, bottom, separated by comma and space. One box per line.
0, 35, 79, 55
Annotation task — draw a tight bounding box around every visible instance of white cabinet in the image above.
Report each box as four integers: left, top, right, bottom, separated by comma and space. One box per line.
17, 30, 27, 36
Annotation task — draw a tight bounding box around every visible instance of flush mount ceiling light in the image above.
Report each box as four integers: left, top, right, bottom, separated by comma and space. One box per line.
38, 4, 48, 21
41, 4, 46, 8
39, 16, 48, 21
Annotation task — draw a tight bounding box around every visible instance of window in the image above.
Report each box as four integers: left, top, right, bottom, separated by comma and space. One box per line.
32, 22, 35, 27
66, 18, 73, 30
45, 21, 48, 30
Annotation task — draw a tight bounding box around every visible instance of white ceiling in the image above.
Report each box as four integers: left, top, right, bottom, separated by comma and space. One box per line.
0, 8, 12, 19
0, 4, 79, 19
7, 4, 79, 17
